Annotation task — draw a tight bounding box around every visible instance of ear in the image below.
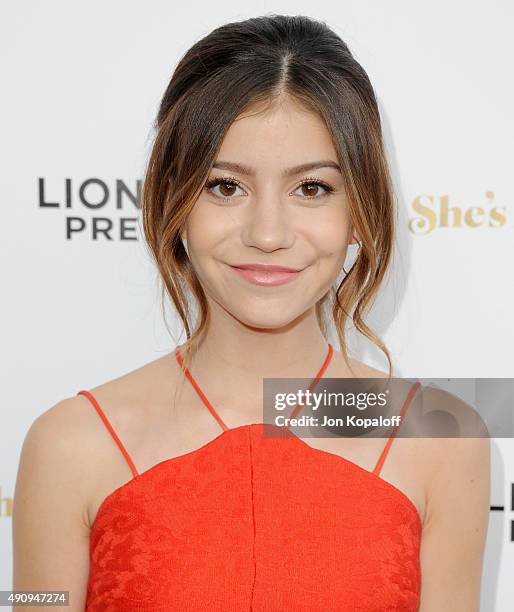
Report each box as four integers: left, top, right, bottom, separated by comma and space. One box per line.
347, 220, 359, 246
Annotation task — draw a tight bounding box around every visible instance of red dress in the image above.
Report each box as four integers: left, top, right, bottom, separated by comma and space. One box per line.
77, 344, 422, 611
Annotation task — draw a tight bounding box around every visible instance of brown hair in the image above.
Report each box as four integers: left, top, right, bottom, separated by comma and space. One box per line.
142, 14, 395, 383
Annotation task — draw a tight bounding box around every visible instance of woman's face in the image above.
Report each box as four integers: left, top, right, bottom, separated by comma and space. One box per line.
181, 96, 356, 330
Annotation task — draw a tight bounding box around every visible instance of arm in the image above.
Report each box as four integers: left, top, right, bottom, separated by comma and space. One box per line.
418, 434, 491, 611
12, 399, 92, 611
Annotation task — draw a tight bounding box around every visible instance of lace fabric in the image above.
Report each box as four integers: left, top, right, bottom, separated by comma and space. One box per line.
86, 423, 421, 611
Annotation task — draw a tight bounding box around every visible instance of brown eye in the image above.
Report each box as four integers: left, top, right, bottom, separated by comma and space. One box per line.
218, 182, 237, 197
294, 179, 334, 200
204, 176, 245, 202
301, 183, 320, 197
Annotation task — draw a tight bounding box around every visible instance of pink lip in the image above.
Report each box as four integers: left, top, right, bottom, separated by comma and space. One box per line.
231, 263, 303, 272
228, 263, 304, 286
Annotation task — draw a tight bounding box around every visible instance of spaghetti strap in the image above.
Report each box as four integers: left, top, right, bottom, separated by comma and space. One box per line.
286, 344, 334, 424
77, 389, 139, 478
175, 344, 334, 432
372, 381, 421, 476
175, 348, 230, 432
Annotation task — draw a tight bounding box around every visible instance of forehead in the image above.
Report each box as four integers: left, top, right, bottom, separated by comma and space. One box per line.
216, 97, 337, 172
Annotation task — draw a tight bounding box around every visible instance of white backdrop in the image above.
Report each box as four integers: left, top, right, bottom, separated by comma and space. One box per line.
1, 1, 513, 609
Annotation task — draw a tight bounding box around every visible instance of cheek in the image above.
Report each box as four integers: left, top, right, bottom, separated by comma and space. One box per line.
185, 204, 229, 256
307, 210, 351, 260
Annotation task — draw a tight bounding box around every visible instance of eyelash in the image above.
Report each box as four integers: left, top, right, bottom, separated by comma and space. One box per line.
204, 175, 335, 203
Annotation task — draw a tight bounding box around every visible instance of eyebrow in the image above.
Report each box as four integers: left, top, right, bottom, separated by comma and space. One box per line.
211, 159, 341, 177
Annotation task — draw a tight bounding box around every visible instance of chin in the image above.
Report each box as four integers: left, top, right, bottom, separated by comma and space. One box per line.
229, 303, 306, 331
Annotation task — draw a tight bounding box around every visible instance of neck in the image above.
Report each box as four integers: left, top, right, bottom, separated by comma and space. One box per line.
182, 310, 333, 380
172, 303, 357, 426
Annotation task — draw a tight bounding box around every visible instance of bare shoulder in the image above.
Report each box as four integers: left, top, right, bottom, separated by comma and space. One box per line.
79, 352, 182, 521
23, 350, 177, 472
15, 388, 126, 533
19, 395, 100, 511
412, 384, 491, 518
21, 351, 178, 523
78, 350, 179, 454
80, 350, 179, 438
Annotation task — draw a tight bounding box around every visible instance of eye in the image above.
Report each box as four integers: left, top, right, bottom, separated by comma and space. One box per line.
204, 176, 246, 203
292, 178, 335, 201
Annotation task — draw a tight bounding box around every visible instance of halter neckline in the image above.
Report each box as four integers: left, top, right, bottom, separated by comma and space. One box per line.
174, 343, 334, 432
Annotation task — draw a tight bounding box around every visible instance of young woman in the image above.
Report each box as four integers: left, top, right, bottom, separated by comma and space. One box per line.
13, 14, 490, 611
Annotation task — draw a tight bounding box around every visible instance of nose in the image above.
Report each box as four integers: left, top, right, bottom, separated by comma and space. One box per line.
241, 192, 295, 252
